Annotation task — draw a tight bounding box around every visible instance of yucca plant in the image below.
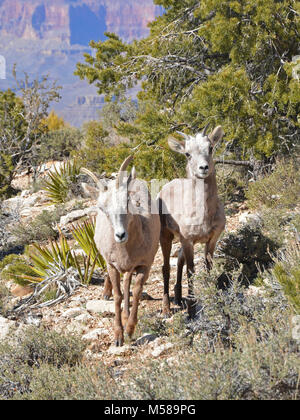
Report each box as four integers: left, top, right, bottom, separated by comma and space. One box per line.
27, 235, 98, 285
11, 237, 99, 312
71, 218, 106, 269
43, 160, 81, 204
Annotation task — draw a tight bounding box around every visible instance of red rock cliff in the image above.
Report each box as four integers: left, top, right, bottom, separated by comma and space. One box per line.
0, 0, 161, 43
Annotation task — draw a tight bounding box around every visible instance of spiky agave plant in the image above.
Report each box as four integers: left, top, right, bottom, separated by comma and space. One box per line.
71, 218, 106, 269
19, 234, 98, 286
43, 160, 81, 204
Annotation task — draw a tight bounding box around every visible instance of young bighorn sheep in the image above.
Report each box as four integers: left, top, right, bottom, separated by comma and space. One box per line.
158, 125, 226, 318
82, 157, 160, 346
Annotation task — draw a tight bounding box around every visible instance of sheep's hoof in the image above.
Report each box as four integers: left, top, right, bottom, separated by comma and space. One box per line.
115, 338, 124, 347
162, 310, 172, 319
103, 294, 111, 300
187, 300, 197, 319
174, 297, 182, 306
125, 323, 136, 338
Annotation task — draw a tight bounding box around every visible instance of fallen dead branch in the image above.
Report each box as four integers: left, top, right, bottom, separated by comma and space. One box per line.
12, 267, 86, 313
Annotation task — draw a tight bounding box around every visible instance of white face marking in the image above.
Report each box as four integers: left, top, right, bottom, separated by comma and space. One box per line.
185, 133, 213, 179
97, 178, 150, 244
98, 181, 129, 244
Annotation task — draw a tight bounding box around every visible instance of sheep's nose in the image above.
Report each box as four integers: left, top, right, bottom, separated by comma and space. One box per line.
199, 165, 209, 171
115, 232, 126, 241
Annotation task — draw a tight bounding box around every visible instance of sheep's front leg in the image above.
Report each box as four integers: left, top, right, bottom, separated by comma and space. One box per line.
122, 272, 132, 327
125, 266, 149, 338
107, 265, 123, 346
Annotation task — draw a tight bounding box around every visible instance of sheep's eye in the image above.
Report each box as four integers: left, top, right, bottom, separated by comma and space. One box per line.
185, 153, 191, 159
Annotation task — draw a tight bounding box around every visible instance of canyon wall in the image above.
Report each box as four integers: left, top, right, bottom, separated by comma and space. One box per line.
0, 0, 162, 127
0, 0, 162, 43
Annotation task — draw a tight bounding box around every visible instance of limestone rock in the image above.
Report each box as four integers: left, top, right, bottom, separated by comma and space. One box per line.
61, 307, 84, 319
10, 285, 33, 298
107, 344, 131, 355
0, 316, 16, 341
151, 342, 174, 358
82, 328, 110, 341
86, 299, 115, 314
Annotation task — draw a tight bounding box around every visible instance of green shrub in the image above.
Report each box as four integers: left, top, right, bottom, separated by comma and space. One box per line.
101, 141, 185, 181
38, 127, 82, 163
0, 327, 86, 400
270, 244, 300, 314
121, 275, 298, 400
75, 121, 109, 174
0, 254, 37, 286
13, 364, 115, 401
246, 159, 300, 210
0, 153, 17, 199
216, 165, 248, 205
0, 283, 9, 315
11, 207, 66, 246
259, 206, 297, 247
218, 221, 279, 283
1, 271, 299, 400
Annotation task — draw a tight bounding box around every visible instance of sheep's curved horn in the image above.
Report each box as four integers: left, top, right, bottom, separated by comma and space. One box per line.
81, 168, 107, 191
116, 155, 133, 188
202, 123, 210, 137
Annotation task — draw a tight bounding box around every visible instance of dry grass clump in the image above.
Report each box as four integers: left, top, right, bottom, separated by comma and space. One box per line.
246, 159, 300, 210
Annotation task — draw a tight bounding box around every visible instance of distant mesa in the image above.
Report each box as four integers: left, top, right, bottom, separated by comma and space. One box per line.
0, 0, 162, 44
77, 96, 105, 106
0, 0, 163, 127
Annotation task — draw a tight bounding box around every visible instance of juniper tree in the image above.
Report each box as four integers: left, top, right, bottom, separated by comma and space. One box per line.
76, 0, 300, 167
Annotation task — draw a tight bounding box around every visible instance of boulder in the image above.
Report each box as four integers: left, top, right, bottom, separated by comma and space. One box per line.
151, 342, 174, 358
86, 300, 115, 314
59, 207, 97, 226
238, 212, 261, 225
82, 328, 110, 341
61, 307, 85, 319
107, 344, 131, 355
10, 285, 33, 298
0, 316, 16, 341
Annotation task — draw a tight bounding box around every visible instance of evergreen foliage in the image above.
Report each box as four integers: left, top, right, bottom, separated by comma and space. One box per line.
76, 0, 300, 166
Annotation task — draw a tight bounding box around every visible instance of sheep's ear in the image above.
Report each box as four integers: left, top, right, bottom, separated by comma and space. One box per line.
168, 136, 186, 154
131, 166, 137, 180
99, 179, 108, 192
209, 126, 224, 146
81, 168, 107, 192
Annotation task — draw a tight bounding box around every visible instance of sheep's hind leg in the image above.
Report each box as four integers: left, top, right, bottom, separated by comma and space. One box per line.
174, 247, 185, 306
161, 229, 174, 317
103, 274, 113, 300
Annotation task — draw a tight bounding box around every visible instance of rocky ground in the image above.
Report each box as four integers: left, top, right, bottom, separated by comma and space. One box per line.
0, 164, 261, 371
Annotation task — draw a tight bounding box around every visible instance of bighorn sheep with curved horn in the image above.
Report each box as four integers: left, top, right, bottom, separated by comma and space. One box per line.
82, 157, 160, 346
158, 125, 226, 318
